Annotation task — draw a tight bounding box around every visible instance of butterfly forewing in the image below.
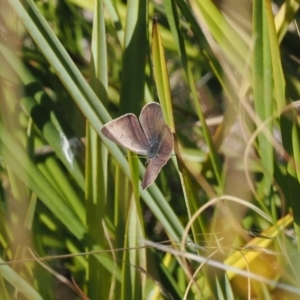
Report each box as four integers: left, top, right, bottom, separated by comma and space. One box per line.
139, 103, 166, 142
101, 114, 148, 156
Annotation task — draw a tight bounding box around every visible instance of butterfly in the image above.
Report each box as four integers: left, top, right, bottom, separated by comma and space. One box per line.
101, 103, 173, 189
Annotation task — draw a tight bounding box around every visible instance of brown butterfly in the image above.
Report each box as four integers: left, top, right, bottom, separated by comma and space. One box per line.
101, 103, 173, 189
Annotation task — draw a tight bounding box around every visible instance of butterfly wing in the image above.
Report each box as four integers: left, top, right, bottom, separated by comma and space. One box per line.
139, 103, 166, 141
102, 104, 173, 189
101, 114, 148, 155
141, 123, 173, 189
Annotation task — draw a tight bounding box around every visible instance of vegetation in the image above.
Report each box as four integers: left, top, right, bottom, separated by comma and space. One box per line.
1, 0, 300, 299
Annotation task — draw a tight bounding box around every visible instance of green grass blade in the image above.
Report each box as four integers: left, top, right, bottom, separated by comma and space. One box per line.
0, 44, 85, 189
103, 0, 125, 44
0, 258, 43, 300
86, 0, 112, 298
265, 0, 300, 248
151, 18, 174, 129
119, 0, 147, 114
191, 0, 250, 76
0, 125, 86, 240
252, 0, 274, 187
163, 0, 222, 186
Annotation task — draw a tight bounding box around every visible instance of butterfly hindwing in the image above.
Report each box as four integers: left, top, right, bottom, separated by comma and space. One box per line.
140, 104, 173, 189
142, 139, 172, 189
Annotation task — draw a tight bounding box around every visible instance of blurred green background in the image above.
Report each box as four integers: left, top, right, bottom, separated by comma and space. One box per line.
1, 0, 300, 299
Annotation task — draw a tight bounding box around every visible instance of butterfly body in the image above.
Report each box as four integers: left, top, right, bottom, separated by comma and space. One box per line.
147, 133, 163, 159
101, 103, 173, 189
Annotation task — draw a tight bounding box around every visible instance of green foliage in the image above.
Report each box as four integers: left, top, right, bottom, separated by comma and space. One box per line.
1, 0, 300, 299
